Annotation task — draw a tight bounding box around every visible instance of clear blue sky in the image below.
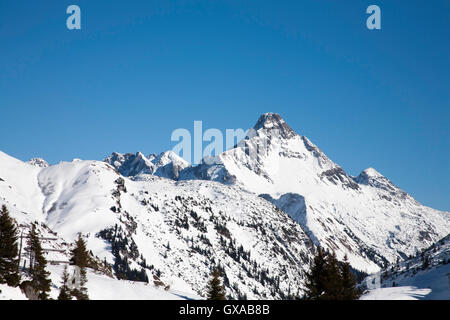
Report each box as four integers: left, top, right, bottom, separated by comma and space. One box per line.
0, 1, 449, 210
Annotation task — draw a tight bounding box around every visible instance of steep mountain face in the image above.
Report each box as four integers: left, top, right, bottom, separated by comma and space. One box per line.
105, 151, 190, 180
178, 113, 450, 273
0, 150, 314, 299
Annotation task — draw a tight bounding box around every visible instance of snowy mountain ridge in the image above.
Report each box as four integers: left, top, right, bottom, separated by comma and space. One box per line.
108, 113, 448, 274
105, 150, 190, 180
0, 113, 448, 299
0, 149, 314, 299
177, 113, 449, 272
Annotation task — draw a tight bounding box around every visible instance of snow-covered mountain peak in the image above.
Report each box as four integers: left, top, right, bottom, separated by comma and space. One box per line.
354, 167, 408, 198
177, 115, 450, 272
252, 113, 296, 140
105, 150, 191, 180
355, 167, 391, 184
135, 151, 147, 159
28, 158, 49, 168
363, 167, 383, 177
150, 150, 191, 180
104, 152, 155, 177
153, 150, 190, 167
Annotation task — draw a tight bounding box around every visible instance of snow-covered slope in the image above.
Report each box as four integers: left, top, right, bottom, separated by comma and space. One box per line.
0, 207, 196, 300
179, 113, 450, 273
0, 151, 46, 222
362, 234, 449, 300
0, 150, 314, 299
0, 265, 195, 300
360, 286, 432, 300
46, 264, 197, 300
0, 284, 28, 300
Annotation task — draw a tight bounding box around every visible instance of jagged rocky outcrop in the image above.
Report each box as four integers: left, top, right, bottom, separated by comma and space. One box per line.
105, 151, 190, 180
28, 158, 49, 168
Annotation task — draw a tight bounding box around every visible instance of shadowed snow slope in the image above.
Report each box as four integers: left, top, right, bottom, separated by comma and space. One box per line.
0, 284, 28, 300
360, 286, 432, 300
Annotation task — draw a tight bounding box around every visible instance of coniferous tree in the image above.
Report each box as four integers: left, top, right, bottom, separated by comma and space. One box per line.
304, 247, 328, 299
422, 255, 430, 270
70, 233, 89, 300
58, 265, 72, 300
339, 255, 360, 300
206, 267, 226, 300
28, 224, 51, 300
0, 205, 20, 287
322, 251, 343, 300
304, 248, 360, 300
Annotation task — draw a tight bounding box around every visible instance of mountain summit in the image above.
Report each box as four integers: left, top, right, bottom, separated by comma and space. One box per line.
100, 113, 449, 273
252, 113, 296, 139
178, 113, 449, 272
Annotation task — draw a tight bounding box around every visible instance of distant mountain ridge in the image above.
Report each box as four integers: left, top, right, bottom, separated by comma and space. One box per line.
1, 113, 448, 299
113, 113, 449, 273
105, 150, 190, 180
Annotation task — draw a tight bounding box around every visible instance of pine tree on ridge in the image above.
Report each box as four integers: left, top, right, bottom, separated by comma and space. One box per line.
28, 223, 51, 300
58, 265, 73, 300
70, 233, 89, 300
0, 205, 20, 287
